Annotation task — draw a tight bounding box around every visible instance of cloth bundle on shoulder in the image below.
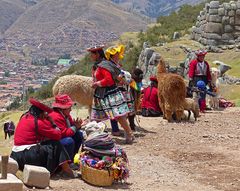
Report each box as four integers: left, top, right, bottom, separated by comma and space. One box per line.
83, 133, 115, 157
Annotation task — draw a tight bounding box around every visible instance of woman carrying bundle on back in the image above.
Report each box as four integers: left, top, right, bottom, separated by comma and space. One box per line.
90, 44, 134, 144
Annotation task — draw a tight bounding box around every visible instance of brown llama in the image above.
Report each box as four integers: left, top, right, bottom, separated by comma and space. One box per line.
157, 58, 186, 122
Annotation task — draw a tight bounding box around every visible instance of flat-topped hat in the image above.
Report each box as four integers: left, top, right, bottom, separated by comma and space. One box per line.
29, 98, 53, 113
52, 94, 74, 109
105, 44, 125, 60
150, 76, 158, 82
87, 45, 105, 52
195, 49, 207, 57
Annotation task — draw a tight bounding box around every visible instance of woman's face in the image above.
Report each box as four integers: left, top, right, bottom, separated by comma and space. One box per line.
111, 52, 120, 64
197, 55, 205, 62
90, 52, 100, 61
61, 107, 72, 116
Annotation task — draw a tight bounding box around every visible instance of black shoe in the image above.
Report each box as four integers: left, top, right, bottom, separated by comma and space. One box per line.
69, 163, 80, 170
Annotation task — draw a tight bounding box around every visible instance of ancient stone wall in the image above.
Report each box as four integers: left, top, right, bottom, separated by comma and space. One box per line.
191, 0, 240, 46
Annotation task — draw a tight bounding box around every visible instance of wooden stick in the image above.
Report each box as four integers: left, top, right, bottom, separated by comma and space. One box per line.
1, 155, 9, 179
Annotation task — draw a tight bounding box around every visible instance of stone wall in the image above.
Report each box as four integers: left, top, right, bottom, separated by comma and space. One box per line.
191, 0, 240, 46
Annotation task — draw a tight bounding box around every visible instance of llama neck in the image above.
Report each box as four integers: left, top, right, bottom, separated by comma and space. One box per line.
157, 59, 167, 75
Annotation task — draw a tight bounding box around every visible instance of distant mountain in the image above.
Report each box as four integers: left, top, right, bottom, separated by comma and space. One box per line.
111, 0, 205, 18
2, 0, 148, 59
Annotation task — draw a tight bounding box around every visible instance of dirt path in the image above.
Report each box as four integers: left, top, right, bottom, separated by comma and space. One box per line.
24, 107, 240, 191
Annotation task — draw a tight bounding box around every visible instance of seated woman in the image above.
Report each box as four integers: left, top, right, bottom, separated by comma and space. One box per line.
49, 94, 83, 161
10, 98, 76, 177
141, 76, 162, 117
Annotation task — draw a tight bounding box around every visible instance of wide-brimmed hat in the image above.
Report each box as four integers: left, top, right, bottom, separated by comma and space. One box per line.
87, 45, 105, 52
150, 76, 158, 82
52, 94, 73, 109
105, 44, 125, 60
29, 98, 53, 113
195, 50, 207, 57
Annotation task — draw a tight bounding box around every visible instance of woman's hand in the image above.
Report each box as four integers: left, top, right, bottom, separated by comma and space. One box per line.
74, 118, 83, 129
91, 82, 100, 89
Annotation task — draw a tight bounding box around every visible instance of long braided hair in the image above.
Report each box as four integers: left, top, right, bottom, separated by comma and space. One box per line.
20, 106, 44, 142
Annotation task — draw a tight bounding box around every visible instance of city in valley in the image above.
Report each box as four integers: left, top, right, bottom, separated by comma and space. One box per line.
0, 55, 72, 111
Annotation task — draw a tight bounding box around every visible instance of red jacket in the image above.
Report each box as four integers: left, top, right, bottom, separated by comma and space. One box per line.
14, 113, 61, 146
188, 60, 211, 81
141, 86, 161, 112
94, 67, 115, 87
49, 110, 75, 138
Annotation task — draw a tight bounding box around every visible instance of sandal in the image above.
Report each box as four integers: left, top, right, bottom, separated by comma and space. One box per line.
125, 134, 135, 144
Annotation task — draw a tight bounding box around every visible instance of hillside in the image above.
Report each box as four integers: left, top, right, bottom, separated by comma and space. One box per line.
3, 0, 148, 59
111, 0, 205, 17
0, 0, 25, 34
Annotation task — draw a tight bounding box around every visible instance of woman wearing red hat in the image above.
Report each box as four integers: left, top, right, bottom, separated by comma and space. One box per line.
10, 98, 76, 177
141, 76, 162, 117
188, 50, 212, 87
49, 94, 83, 163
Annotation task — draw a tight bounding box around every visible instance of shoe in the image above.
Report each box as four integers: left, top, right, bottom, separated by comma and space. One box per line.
59, 170, 80, 178
125, 134, 135, 144
69, 163, 80, 170
112, 131, 121, 136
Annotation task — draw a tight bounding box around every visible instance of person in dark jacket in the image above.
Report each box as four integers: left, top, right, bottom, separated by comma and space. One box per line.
10, 98, 76, 177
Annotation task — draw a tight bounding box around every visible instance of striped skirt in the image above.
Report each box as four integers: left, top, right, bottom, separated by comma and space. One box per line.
91, 85, 130, 121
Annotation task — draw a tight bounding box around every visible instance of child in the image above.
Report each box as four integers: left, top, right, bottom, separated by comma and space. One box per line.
195, 80, 215, 112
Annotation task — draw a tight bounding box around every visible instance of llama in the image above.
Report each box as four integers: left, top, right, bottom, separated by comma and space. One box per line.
209, 67, 220, 109
183, 98, 200, 121
52, 75, 94, 114
157, 57, 186, 122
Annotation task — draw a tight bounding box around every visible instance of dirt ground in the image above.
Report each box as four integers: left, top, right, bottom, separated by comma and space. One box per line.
22, 107, 240, 191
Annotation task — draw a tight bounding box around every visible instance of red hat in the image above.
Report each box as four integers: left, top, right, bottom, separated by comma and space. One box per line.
195, 50, 207, 57
52, 94, 73, 109
29, 98, 53, 113
150, 76, 158, 82
87, 45, 104, 52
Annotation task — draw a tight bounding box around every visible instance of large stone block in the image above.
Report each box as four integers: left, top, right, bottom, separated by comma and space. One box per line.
222, 16, 230, 24
218, 7, 225, 16
210, 1, 220, 9
230, 2, 237, 10
0, 174, 23, 191
229, 16, 235, 24
222, 33, 234, 40
237, 1, 240, 9
23, 165, 50, 189
206, 33, 222, 40
209, 8, 219, 15
228, 10, 235, 16
224, 25, 234, 33
0, 157, 19, 175
208, 15, 222, 22
235, 14, 240, 25
205, 22, 223, 34
235, 25, 240, 31
223, 3, 231, 10
236, 9, 240, 15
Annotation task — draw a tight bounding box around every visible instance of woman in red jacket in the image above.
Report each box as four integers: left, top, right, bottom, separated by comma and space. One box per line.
10, 98, 76, 177
188, 50, 212, 87
141, 76, 162, 117
90, 45, 134, 144
49, 94, 83, 161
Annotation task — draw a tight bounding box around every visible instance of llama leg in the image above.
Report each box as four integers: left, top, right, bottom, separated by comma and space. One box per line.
175, 110, 184, 122
165, 109, 173, 122
159, 96, 166, 119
